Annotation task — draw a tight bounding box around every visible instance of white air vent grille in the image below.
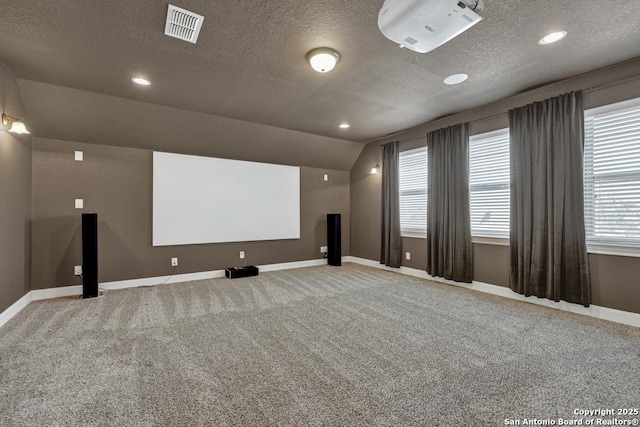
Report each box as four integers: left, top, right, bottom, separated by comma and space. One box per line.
164, 4, 204, 44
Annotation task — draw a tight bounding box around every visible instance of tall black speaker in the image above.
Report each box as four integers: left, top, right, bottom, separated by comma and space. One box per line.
327, 213, 341, 266
82, 213, 98, 299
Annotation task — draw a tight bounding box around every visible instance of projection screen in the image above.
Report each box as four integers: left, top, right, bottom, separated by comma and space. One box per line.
153, 152, 300, 246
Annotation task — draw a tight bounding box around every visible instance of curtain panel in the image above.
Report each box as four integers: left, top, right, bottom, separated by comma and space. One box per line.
508, 91, 591, 306
380, 141, 402, 267
426, 123, 473, 282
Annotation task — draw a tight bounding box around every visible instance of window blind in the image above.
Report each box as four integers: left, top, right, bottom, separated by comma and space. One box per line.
399, 147, 427, 237
584, 97, 640, 248
469, 129, 510, 238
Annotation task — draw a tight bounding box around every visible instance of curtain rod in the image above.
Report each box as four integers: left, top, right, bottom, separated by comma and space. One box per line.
380, 70, 640, 146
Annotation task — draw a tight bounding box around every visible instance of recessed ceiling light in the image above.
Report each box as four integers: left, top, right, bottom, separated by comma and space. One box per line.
339, 123, 350, 129
538, 31, 567, 45
132, 77, 151, 86
443, 73, 468, 85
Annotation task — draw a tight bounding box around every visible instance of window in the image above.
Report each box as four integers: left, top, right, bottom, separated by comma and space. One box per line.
584, 97, 640, 251
469, 128, 510, 238
399, 147, 427, 237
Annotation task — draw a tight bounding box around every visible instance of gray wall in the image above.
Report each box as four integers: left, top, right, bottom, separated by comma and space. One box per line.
350, 60, 640, 314
0, 61, 31, 312
31, 138, 350, 289
19, 79, 365, 172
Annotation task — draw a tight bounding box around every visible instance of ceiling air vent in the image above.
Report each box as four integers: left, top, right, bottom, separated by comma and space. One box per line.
164, 4, 204, 44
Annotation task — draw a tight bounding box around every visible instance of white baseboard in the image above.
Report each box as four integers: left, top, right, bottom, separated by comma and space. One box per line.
346, 256, 640, 328
0, 292, 32, 329
31, 285, 83, 301
100, 258, 331, 291
0, 257, 337, 328
100, 270, 227, 290
259, 259, 328, 273
8, 255, 635, 329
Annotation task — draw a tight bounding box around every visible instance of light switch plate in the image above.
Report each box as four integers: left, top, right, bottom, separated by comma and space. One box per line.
323, 174, 328, 182
74, 151, 83, 161
75, 199, 84, 209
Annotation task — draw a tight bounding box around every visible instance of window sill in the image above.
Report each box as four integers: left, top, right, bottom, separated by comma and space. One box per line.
472, 236, 509, 246
401, 233, 426, 239
587, 244, 640, 258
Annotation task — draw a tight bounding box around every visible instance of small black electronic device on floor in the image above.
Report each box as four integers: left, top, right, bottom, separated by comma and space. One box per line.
225, 266, 259, 279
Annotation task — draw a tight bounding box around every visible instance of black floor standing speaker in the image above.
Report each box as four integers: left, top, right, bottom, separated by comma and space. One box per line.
82, 213, 99, 298
327, 213, 341, 266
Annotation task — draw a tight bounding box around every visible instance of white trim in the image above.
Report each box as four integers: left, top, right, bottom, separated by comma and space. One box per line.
346, 256, 640, 328
259, 259, 328, 273
0, 292, 32, 329
7, 255, 636, 330
100, 270, 226, 290
587, 244, 640, 258
31, 285, 83, 301
100, 259, 332, 290
472, 236, 509, 246
0, 258, 338, 328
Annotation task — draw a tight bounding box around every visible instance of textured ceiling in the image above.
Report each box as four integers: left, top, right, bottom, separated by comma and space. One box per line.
1, 0, 640, 143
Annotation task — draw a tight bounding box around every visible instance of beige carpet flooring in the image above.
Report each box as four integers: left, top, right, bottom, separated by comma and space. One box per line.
0, 264, 639, 426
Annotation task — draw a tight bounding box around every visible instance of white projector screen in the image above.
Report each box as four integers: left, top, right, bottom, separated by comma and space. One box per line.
153, 152, 300, 246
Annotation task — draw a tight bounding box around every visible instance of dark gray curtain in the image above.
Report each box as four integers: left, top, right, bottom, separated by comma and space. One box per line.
380, 141, 402, 267
508, 91, 591, 306
426, 123, 473, 282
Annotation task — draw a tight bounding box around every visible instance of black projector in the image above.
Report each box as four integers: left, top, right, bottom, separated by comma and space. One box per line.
225, 266, 259, 279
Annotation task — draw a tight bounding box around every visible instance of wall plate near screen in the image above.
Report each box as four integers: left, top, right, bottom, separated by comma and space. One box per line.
152, 152, 300, 246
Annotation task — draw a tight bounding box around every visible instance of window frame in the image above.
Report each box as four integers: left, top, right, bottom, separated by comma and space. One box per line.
399, 146, 428, 238
583, 96, 640, 257
468, 128, 511, 241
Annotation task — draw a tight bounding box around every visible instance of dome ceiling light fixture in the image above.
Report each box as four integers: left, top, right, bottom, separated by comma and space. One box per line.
306, 47, 341, 73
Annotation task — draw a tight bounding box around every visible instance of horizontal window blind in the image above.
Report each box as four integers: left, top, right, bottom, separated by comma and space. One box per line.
584, 98, 640, 248
399, 147, 427, 237
469, 129, 510, 238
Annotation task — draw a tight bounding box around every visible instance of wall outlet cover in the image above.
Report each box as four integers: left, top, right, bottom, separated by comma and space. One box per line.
240, 251, 245, 259
171, 257, 178, 266
74, 265, 82, 275
74, 151, 83, 161
405, 252, 411, 260
75, 199, 84, 209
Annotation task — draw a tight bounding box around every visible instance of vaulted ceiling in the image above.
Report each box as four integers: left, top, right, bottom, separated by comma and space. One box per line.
2, 0, 640, 143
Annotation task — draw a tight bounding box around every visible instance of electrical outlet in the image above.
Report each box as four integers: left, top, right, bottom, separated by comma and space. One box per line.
74, 265, 82, 276
320, 246, 328, 253
240, 251, 245, 259
171, 257, 178, 267
75, 198, 84, 209
405, 252, 411, 260
323, 174, 328, 182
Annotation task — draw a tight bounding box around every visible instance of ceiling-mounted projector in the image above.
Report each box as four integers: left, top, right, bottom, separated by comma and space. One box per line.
378, 0, 484, 53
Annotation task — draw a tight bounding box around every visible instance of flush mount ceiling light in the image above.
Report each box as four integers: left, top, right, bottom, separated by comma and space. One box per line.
306, 48, 340, 73
2, 113, 30, 134
538, 31, 567, 45
132, 77, 151, 86
444, 73, 468, 85
339, 123, 350, 129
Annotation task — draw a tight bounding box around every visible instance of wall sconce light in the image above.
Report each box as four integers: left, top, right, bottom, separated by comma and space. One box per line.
370, 164, 380, 175
2, 113, 30, 134
306, 47, 340, 73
